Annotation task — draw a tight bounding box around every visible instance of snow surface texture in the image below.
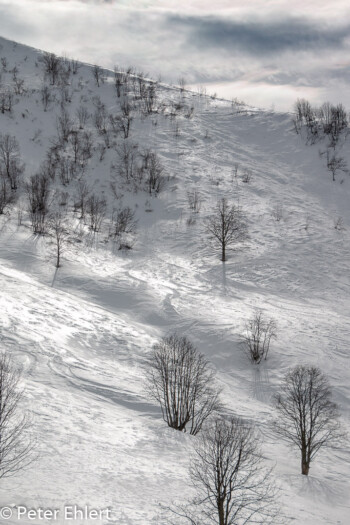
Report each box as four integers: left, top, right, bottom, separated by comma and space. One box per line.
0, 36, 349, 524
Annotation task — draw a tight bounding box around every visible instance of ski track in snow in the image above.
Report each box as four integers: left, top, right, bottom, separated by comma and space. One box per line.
0, 36, 349, 524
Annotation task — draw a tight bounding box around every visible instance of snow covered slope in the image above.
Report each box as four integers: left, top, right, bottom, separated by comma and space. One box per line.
0, 36, 349, 524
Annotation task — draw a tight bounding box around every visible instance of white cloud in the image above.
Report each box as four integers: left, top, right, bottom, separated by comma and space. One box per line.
0, 0, 349, 110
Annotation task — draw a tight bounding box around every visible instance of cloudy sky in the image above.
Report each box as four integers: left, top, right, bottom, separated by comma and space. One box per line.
0, 0, 350, 110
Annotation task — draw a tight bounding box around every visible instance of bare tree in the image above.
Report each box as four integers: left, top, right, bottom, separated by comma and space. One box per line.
178, 77, 186, 93
327, 151, 347, 182
92, 65, 104, 87
80, 131, 93, 165
42, 52, 61, 85
0, 352, 34, 479
112, 206, 137, 237
114, 67, 124, 98
70, 58, 80, 75
294, 99, 348, 145
187, 189, 202, 214
242, 311, 277, 364
49, 212, 69, 268
231, 163, 239, 181
113, 66, 133, 96
114, 141, 139, 183
40, 84, 52, 111
176, 416, 276, 525
146, 334, 222, 435
12, 74, 25, 95
117, 100, 133, 139
271, 204, 284, 222
69, 131, 81, 165
59, 84, 71, 106
142, 83, 158, 114
0, 177, 15, 214
207, 198, 248, 262
93, 98, 108, 136
333, 216, 345, 231
0, 89, 14, 114
274, 365, 342, 475
0, 134, 24, 190
56, 109, 72, 143
57, 157, 76, 186
76, 106, 90, 130
144, 151, 165, 195
87, 194, 106, 232
0, 134, 20, 178
242, 169, 252, 184
73, 180, 90, 219
26, 172, 51, 234
111, 206, 138, 249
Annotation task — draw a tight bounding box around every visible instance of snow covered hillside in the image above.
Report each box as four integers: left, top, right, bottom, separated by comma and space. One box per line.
0, 36, 349, 524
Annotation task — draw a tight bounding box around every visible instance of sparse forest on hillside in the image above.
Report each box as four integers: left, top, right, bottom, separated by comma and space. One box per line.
0, 36, 349, 525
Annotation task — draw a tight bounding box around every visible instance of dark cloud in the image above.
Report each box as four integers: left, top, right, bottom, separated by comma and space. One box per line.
166, 15, 350, 56
0, 1, 350, 109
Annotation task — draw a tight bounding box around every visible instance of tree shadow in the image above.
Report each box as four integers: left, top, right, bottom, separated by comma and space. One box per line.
251, 364, 271, 403
297, 475, 346, 505
221, 261, 227, 293
51, 267, 58, 287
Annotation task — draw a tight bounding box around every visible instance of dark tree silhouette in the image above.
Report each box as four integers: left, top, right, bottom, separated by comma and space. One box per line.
242, 310, 277, 364
274, 365, 342, 475
146, 334, 221, 435
172, 416, 276, 525
0, 353, 34, 478
207, 198, 247, 262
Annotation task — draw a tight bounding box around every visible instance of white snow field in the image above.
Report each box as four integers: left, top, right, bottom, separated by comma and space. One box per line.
0, 36, 349, 524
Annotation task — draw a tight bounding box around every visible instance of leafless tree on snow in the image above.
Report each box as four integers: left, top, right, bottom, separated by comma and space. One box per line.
0, 352, 34, 479
171, 416, 277, 525
146, 333, 222, 435
241, 311, 277, 364
274, 365, 343, 475
207, 198, 248, 262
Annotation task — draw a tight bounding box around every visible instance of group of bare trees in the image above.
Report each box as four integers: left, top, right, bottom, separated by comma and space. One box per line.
41, 51, 79, 87
146, 333, 343, 524
0, 52, 172, 262
294, 98, 348, 144
0, 62, 17, 114
293, 98, 349, 182
0, 321, 341, 519
146, 335, 275, 524
110, 206, 137, 249
112, 143, 166, 195
0, 352, 34, 480
0, 134, 24, 191
113, 66, 159, 115
25, 172, 51, 234
0, 134, 24, 214
0, 52, 346, 525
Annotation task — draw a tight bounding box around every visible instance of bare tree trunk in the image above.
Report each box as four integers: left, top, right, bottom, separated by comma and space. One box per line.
301, 447, 309, 475
218, 498, 225, 525
301, 462, 309, 475
221, 242, 226, 262
56, 243, 61, 268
